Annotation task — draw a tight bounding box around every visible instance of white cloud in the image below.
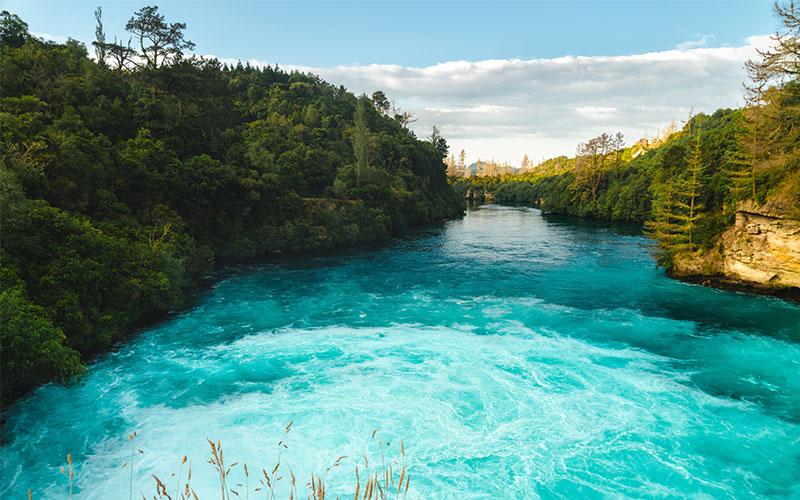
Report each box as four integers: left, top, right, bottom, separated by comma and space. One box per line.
573, 106, 618, 120
677, 34, 714, 51
213, 35, 771, 166
423, 105, 517, 115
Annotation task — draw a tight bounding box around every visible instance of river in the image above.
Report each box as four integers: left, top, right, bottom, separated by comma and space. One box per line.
2, 205, 799, 499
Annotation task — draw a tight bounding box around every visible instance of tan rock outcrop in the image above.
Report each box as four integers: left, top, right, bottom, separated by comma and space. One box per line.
672, 199, 800, 294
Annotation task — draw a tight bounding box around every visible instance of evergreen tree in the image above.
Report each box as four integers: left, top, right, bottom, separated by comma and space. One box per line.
644, 179, 686, 266
727, 105, 768, 202
644, 126, 705, 260
745, 1, 800, 159
125, 5, 195, 68
429, 125, 448, 158
745, 1, 800, 100
677, 129, 705, 247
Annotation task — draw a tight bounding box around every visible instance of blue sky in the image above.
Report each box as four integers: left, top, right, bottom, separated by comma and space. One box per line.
2, 0, 780, 164
2, 0, 776, 66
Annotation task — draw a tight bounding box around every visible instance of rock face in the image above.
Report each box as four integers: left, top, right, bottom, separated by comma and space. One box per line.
672, 199, 800, 297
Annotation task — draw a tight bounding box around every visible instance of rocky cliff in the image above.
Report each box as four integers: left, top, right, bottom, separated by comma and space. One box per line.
671, 197, 800, 299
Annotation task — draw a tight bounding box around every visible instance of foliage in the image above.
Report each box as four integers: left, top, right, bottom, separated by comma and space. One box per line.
124, 5, 195, 68
0, 12, 462, 403
0, 251, 85, 401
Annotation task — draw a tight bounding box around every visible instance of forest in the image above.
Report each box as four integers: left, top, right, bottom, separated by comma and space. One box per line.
0, 8, 463, 404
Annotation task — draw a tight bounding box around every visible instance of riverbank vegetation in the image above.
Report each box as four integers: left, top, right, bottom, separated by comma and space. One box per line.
454, 1, 799, 271
455, 110, 746, 249
0, 8, 462, 404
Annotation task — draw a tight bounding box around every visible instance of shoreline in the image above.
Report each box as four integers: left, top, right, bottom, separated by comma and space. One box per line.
667, 270, 800, 304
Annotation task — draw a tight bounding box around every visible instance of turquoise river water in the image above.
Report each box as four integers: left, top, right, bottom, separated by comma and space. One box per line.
2, 205, 800, 499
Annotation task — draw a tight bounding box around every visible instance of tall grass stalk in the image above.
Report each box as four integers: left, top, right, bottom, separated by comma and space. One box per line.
59, 454, 73, 499
46, 426, 410, 500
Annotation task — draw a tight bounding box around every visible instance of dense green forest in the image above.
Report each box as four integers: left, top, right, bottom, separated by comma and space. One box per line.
0, 9, 462, 403
454, 2, 799, 269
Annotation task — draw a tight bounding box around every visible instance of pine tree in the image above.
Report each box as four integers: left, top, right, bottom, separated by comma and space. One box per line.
644, 179, 687, 266
676, 130, 705, 247
745, 1, 800, 157
727, 105, 767, 202
645, 126, 706, 262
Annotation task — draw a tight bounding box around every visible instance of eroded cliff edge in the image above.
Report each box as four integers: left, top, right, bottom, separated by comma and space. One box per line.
671, 197, 800, 300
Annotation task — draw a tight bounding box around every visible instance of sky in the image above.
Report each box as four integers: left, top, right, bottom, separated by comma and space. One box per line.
2, 0, 779, 165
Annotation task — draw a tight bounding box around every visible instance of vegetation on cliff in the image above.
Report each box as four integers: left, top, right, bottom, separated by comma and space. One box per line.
0, 8, 462, 403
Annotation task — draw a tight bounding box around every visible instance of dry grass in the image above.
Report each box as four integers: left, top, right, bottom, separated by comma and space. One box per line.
42, 426, 410, 500
58, 453, 73, 499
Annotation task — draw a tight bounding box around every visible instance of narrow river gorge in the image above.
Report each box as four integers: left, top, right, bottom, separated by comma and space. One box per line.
3, 205, 799, 499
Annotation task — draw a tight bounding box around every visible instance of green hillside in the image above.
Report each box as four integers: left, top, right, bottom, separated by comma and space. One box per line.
0, 10, 462, 403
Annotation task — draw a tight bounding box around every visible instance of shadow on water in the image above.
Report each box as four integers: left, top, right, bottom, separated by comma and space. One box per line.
541, 212, 645, 237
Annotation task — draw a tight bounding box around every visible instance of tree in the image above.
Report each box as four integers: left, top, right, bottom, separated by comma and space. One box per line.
0, 280, 86, 403
645, 126, 706, 259
445, 154, 460, 178
644, 180, 687, 266
353, 97, 370, 187
745, 1, 800, 101
103, 37, 138, 79
676, 129, 705, 247
744, 1, 800, 165
458, 149, 467, 175
93, 6, 106, 64
371, 91, 390, 115
520, 154, 532, 172
429, 125, 448, 158
397, 111, 417, 129
571, 132, 615, 202
92, 8, 136, 78
0, 10, 28, 48
125, 5, 195, 68
727, 105, 768, 201
614, 132, 625, 171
